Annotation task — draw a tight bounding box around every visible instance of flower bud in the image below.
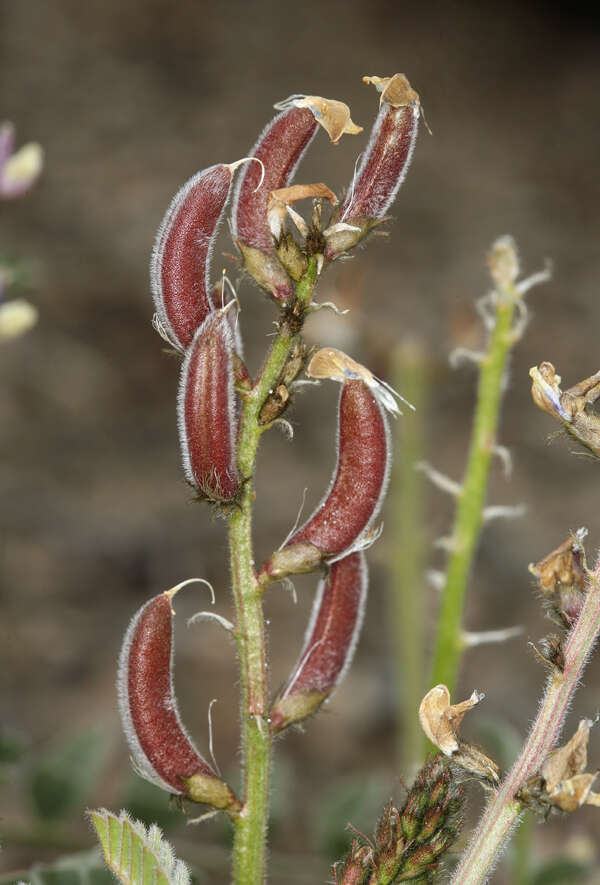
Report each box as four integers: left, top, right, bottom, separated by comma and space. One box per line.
0, 122, 44, 200
177, 309, 239, 503
231, 95, 360, 302
324, 74, 419, 259
117, 582, 240, 812
151, 160, 252, 351
270, 552, 368, 733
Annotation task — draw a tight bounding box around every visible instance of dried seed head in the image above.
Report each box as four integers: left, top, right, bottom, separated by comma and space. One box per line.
117, 583, 240, 811
270, 552, 368, 733
419, 685, 484, 756
177, 309, 239, 503
325, 74, 419, 259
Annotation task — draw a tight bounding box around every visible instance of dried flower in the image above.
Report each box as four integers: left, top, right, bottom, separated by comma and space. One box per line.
530, 362, 600, 457
530, 529, 588, 630
541, 719, 600, 812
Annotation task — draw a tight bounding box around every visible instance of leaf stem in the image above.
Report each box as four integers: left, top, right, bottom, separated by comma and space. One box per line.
450, 555, 600, 884
230, 259, 318, 885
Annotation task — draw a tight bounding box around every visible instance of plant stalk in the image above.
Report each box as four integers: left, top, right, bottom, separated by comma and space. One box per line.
451, 555, 600, 884
230, 259, 318, 885
429, 278, 522, 696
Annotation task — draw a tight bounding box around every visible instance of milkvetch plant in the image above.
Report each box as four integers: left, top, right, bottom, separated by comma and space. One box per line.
83, 73, 600, 885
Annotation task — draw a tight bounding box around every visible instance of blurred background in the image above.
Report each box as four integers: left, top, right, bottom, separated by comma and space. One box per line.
1, 0, 600, 881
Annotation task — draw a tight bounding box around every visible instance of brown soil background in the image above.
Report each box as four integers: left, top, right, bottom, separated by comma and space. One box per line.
1, 0, 600, 881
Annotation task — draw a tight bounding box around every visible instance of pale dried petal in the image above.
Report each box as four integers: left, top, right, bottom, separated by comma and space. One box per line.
548, 772, 598, 813
529, 362, 569, 420
294, 96, 363, 143
542, 719, 592, 793
362, 73, 420, 108
419, 684, 484, 756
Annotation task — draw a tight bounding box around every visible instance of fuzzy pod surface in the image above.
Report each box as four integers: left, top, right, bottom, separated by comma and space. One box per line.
277, 378, 390, 569
271, 552, 368, 732
178, 309, 239, 502
326, 75, 419, 258
151, 163, 236, 350
117, 591, 218, 795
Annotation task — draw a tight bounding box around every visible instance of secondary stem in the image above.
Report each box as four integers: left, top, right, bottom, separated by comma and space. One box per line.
230, 259, 318, 885
430, 279, 521, 696
451, 555, 600, 884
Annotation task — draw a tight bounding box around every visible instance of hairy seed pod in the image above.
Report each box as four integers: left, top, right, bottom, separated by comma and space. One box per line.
178, 309, 239, 503
325, 74, 419, 259
259, 376, 390, 583
151, 160, 251, 350
117, 583, 240, 811
232, 95, 360, 302
270, 552, 368, 733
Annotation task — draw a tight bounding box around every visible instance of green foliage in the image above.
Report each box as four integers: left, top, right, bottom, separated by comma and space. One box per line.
529, 857, 592, 885
89, 808, 191, 885
27, 729, 108, 822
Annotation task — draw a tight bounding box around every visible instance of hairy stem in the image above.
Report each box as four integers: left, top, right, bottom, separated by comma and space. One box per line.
230, 259, 318, 885
429, 279, 523, 696
451, 555, 600, 884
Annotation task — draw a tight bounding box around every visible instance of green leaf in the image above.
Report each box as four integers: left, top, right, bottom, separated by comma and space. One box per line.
530, 857, 591, 885
28, 729, 108, 821
89, 808, 191, 885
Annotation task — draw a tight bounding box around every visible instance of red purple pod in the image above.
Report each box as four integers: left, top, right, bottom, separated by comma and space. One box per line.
325, 74, 420, 259
270, 552, 368, 732
177, 308, 239, 503
231, 94, 361, 302
151, 159, 252, 351
117, 582, 240, 810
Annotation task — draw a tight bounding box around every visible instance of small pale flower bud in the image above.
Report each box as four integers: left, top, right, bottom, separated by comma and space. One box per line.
487, 235, 520, 288
0, 123, 44, 199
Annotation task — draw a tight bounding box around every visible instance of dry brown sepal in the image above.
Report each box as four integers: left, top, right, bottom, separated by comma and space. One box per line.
529, 529, 589, 631
419, 685, 500, 786
530, 362, 600, 457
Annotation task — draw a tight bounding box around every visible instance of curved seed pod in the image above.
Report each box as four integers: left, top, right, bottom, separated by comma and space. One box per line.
151, 159, 252, 351
325, 74, 419, 259
259, 358, 392, 583
270, 552, 368, 733
117, 581, 240, 811
231, 95, 361, 302
178, 309, 239, 503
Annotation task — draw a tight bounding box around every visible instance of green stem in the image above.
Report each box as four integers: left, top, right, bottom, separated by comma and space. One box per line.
388, 340, 429, 774
230, 259, 318, 885
451, 555, 600, 884
430, 278, 522, 696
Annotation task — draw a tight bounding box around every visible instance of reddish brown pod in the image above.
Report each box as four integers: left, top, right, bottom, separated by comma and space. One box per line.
178, 308, 239, 503
270, 552, 368, 732
325, 74, 420, 259
231, 94, 361, 302
151, 159, 255, 351
259, 349, 397, 584
117, 580, 240, 810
